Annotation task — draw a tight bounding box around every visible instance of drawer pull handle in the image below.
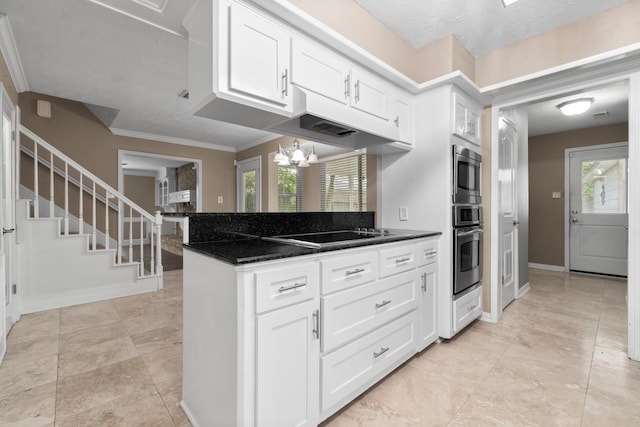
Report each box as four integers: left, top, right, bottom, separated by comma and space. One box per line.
312, 309, 320, 340
373, 347, 389, 358
346, 268, 365, 276
278, 282, 306, 293
467, 304, 477, 312
425, 250, 437, 256
375, 300, 391, 309
281, 69, 289, 96
421, 273, 427, 292
395, 257, 411, 264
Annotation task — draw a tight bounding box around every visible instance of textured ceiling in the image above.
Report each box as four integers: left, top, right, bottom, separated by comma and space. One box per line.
354, 0, 636, 56
0, 0, 632, 157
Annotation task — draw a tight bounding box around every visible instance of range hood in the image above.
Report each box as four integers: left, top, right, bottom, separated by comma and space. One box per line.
299, 114, 359, 138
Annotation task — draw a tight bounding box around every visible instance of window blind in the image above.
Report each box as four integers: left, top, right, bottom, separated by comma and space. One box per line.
320, 154, 366, 212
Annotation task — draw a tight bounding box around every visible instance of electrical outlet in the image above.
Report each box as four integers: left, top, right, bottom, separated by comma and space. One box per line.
399, 206, 409, 221
552, 191, 562, 199
217, 196, 223, 204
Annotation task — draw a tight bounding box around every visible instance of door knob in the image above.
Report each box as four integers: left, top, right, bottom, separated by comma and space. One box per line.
513, 220, 519, 226
2, 227, 15, 235
570, 217, 579, 223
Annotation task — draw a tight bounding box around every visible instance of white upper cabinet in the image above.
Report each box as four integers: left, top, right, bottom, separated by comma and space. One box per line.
350, 69, 390, 121
452, 89, 481, 146
390, 91, 413, 145
291, 38, 350, 105
228, 2, 291, 108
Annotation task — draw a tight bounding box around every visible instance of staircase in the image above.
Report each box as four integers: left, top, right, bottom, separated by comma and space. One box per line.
16, 125, 163, 313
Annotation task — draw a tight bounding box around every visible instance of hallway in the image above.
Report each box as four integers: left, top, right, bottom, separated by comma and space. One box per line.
0, 269, 635, 426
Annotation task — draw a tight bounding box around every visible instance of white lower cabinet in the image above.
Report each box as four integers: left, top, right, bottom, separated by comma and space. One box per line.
256, 299, 319, 427
182, 236, 440, 427
320, 311, 417, 414
453, 285, 482, 333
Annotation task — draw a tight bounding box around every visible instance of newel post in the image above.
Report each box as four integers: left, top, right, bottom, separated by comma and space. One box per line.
155, 211, 164, 289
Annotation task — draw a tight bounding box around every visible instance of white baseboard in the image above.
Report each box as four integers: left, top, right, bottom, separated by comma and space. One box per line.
480, 311, 493, 322
528, 262, 565, 272
517, 282, 530, 298
21, 276, 160, 313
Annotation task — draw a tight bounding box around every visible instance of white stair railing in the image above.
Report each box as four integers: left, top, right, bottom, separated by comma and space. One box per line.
18, 125, 163, 279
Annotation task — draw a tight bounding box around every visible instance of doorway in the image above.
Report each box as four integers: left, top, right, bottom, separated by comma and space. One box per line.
566, 143, 628, 276
237, 156, 261, 212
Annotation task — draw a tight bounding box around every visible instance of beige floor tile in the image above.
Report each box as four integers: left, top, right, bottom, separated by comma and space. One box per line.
320, 398, 420, 427
596, 324, 627, 352
59, 321, 129, 352
582, 367, 640, 427
0, 381, 56, 426
58, 336, 139, 378
55, 357, 155, 419
0, 354, 58, 399
6, 309, 60, 342
140, 345, 182, 386
60, 301, 121, 334
130, 324, 182, 355
5, 333, 59, 360
111, 292, 161, 320
55, 387, 174, 427
156, 378, 191, 426
122, 306, 182, 336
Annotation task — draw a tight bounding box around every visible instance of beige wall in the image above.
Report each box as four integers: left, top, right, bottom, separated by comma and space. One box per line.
528, 123, 628, 267
18, 91, 237, 212
124, 175, 157, 213
0, 51, 18, 105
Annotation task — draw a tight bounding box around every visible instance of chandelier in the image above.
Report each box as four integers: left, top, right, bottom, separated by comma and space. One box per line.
273, 138, 318, 168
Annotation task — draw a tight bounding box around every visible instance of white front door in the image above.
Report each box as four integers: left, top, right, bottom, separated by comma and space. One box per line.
236, 156, 261, 212
0, 86, 17, 360
568, 144, 628, 276
499, 113, 518, 309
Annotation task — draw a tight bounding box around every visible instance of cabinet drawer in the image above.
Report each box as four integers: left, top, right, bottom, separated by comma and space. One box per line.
378, 244, 417, 278
255, 263, 319, 313
415, 239, 438, 267
321, 251, 378, 295
453, 286, 482, 333
322, 271, 418, 352
321, 311, 417, 412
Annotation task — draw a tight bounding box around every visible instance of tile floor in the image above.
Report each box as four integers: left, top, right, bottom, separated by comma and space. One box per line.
0, 268, 636, 426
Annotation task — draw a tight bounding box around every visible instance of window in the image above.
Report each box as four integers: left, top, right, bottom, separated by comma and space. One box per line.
278, 165, 302, 212
320, 154, 367, 212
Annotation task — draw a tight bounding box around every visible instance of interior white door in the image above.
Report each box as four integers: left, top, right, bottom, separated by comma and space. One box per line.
568, 144, 628, 276
236, 156, 261, 212
499, 113, 518, 309
0, 86, 17, 360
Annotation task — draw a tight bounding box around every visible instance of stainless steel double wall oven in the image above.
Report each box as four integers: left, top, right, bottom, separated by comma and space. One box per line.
452, 146, 483, 300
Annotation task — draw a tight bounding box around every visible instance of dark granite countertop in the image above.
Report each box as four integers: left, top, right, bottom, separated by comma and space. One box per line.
184, 229, 441, 265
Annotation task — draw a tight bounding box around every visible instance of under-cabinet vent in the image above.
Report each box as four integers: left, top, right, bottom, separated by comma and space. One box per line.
592, 111, 609, 119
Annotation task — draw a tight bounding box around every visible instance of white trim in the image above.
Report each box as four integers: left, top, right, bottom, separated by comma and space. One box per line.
517, 282, 530, 299
528, 263, 565, 272
563, 141, 629, 274
490, 105, 501, 323
110, 128, 237, 152
86, 0, 185, 39
480, 312, 493, 323
236, 134, 287, 152
628, 73, 640, 361
0, 15, 28, 92
236, 156, 262, 212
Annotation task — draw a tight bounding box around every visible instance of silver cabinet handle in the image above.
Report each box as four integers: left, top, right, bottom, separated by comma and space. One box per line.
281, 69, 289, 96
344, 75, 350, 99
346, 268, 365, 276
468, 304, 477, 312
424, 250, 437, 257
312, 309, 320, 340
395, 257, 411, 264
278, 282, 305, 292
457, 229, 483, 237
354, 80, 360, 102
375, 300, 391, 309
373, 347, 389, 358
421, 272, 427, 292
394, 116, 399, 127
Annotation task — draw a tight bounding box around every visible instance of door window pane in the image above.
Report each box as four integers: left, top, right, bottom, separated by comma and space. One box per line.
278, 166, 301, 212
243, 170, 257, 212
581, 159, 627, 213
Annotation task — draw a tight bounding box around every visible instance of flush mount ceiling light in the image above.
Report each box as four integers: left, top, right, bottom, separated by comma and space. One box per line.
557, 98, 594, 116
501, 0, 521, 6
273, 138, 318, 168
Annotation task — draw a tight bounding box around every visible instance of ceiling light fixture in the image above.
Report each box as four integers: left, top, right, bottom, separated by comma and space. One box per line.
557, 98, 594, 116
273, 138, 318, 168
501, 0, 521, 6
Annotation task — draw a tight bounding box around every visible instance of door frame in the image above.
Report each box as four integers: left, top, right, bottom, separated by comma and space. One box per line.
563, 142, 629, 273
490, 71, 639, 360
236, 156, 262, 212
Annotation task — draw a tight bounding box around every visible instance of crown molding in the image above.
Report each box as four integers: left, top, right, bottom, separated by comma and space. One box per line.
0, 14, 29, 92
110, 127, 237, 152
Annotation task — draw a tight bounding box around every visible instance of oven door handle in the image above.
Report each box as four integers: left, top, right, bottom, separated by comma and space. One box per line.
457, 228, 483, 237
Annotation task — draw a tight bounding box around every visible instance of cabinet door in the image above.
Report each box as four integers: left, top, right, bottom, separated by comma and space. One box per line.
391, 93, 412, 144
256, 299, 319, 426
417, 265, 437, 351
452, 90, 481, 145
350, 69, 389, 120
229, 2, 291, 108
291, 38, 350, 105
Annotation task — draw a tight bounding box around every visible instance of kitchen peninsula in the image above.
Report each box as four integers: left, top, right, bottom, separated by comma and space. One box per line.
180, 212, 440, 426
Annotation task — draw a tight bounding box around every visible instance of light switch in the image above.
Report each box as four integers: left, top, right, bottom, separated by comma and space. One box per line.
217, 196, 223, 203
399, 206, 409, 221
552, 191, 562, 199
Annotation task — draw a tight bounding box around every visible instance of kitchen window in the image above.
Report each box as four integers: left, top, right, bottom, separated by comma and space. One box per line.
278, 165, 302, 212
320, 153, 367, 212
